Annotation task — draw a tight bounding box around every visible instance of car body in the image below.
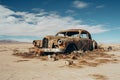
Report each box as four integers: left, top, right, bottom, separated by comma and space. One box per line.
33, 29, 97, 54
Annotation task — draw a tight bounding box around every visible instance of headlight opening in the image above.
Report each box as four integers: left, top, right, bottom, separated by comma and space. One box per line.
58, 39, 63, 45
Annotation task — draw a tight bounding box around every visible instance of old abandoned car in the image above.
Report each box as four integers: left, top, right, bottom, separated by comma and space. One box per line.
32, 29, 97, 55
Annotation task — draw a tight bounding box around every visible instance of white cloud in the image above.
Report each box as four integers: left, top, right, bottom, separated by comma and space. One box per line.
0, 5, 15, 16
0, 5, 108, 38
73, 1, 88, 9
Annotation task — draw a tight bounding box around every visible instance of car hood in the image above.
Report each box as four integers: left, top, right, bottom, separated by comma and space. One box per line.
44, 35, 67, 40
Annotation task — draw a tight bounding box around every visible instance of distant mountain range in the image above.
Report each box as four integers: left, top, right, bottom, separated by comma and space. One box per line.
0, 40, 30, 44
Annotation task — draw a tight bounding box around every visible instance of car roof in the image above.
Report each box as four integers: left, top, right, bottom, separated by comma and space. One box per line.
58, 29, 89, 33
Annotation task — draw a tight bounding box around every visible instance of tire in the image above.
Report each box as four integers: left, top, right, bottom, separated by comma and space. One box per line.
92, 40, 97, 50
65, 44, 77, 54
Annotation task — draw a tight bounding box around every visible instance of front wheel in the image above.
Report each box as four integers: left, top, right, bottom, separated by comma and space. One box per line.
64, 45, 77, 54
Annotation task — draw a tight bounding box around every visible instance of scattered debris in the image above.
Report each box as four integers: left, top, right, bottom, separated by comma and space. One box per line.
65, 60, 74, 65
48, 54, 58, 61
107, 46, 112, 51
12, 48, 118, 68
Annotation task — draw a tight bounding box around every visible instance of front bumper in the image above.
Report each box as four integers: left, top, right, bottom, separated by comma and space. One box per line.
41, 48, 65, 53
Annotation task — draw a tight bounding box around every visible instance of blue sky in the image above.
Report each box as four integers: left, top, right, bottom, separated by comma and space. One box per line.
0, 0, 120, 43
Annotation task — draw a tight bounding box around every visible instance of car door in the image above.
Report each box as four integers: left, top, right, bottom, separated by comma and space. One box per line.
79, 31, 93, 51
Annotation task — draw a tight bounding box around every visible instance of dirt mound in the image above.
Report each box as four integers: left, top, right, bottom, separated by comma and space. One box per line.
13, 52, 35, 58
89, 74, 108, 80
13, 49, 118, 68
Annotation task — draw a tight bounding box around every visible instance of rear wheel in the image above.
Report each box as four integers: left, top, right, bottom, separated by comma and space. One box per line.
93, 40, 97, 50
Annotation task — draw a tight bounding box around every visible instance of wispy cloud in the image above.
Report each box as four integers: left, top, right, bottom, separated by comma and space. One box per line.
96, 5, 105, 8
109, 27, 120, 31
66, 9, 75, 14
65, 9, 77, 16
73, 1, 88, 9
0, 5, 108, 41
32, 8, 45, 12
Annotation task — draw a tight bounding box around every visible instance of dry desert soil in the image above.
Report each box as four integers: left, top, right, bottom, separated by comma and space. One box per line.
0, 43, 120, 80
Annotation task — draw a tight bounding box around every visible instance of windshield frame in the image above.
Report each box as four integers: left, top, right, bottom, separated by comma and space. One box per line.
55, 31, 80, 38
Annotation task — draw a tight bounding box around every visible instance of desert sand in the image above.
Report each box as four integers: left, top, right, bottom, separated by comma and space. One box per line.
0, 43, 120, 80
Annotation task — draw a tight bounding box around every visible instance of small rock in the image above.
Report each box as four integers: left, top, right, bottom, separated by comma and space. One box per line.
65, 60, 73, 65
48, 54, 57, 61
108, 46, 112, 51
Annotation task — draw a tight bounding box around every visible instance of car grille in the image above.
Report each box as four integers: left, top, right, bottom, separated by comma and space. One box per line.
42, 38, 48, 48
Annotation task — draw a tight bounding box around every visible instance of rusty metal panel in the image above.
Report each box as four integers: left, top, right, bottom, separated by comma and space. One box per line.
32, 29, 97, 54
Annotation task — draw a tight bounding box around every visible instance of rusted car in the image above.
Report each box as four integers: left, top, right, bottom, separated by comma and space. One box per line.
32, 29, 97, 55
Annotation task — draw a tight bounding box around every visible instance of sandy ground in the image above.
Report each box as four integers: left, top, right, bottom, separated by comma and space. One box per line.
0, 43, 120, 80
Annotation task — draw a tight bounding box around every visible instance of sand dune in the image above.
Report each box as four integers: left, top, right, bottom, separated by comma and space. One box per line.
0, 43, 120, 80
